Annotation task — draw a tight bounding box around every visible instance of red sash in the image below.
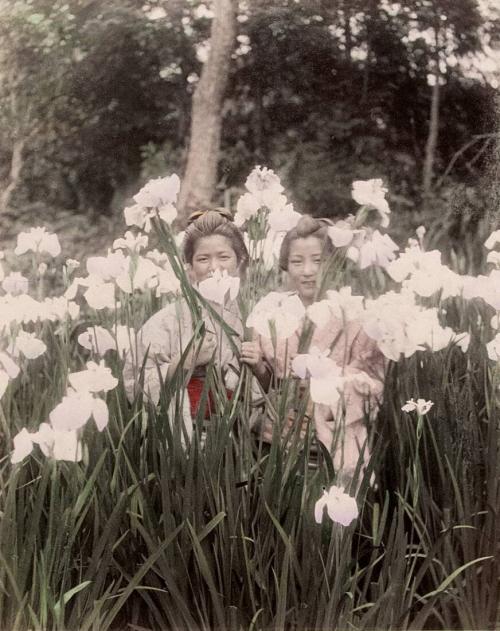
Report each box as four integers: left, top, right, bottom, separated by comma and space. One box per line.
186, 377, 233, 419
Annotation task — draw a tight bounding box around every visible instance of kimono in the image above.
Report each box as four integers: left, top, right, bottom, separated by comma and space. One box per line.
253, 292, 386, 481
123, 298, 243, 441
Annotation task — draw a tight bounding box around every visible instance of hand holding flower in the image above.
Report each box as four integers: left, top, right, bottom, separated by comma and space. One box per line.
241, 341, 270, 388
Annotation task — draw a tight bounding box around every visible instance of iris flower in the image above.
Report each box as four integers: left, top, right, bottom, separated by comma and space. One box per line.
314, 485, 359, 526
112, 231, 148, 253
14, 226, 61, 258
9, 331, 47, 359
2, 272, 29, 295
125, 174, 180, 232
352, 179, 391, 228
197, 269, 240, 305
247, 292, 306, 339
401, 398, 434, 415
77, 326, 116, 355
68, 360, 118, 394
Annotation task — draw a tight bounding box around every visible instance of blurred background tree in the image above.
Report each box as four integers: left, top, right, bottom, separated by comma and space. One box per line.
0, 0, 498, 231
177, 0, 236, 224
0, 0, 205, 215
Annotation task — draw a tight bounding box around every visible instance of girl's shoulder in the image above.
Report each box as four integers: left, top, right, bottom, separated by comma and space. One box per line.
140, 299, 190, 337
252, 290, 299, 310
312, 313, 367, 347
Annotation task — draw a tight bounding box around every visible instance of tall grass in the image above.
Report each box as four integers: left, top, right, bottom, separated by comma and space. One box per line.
0, 216, 499, 630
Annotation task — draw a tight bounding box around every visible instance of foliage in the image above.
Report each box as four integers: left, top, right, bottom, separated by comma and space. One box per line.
226, 0, 497, 216
0, 0, 497, 218
0, 0, 205, 211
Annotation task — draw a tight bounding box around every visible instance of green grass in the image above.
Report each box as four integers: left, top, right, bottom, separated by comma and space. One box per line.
0, 209, 499, 630
1, 317, 498, 630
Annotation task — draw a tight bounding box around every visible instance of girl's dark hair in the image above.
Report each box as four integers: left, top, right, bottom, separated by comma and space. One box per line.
278, 215, 334, 271
182, 208, 249, 270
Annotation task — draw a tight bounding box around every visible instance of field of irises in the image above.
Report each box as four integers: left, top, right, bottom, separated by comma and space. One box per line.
0, 168, 499, 630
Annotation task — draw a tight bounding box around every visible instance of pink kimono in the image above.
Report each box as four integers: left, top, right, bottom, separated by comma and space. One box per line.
254, 297, 386, 481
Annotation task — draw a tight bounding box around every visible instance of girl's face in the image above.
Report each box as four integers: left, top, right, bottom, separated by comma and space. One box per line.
287, 236, 324, 305
188, 234, 240, 282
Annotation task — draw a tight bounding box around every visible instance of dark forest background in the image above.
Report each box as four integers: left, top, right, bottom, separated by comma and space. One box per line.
0, 0, 499, 256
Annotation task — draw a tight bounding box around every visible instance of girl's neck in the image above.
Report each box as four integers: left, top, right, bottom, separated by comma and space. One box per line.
299, 295, 314, 307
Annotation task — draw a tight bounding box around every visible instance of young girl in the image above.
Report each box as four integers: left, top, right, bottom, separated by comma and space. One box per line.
123, 209, 249, 440
241, 215, 385, 484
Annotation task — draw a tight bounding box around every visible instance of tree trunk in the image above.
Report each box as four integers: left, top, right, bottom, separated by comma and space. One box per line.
343, 1, 352, 61
177, 0, 236, 226
1, 136, 25, 213
422, 21, 442, 205
361, 0, 377, 103
487, 93, 500, 231
422, 65, 440, 201
252, 80, 265, 161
